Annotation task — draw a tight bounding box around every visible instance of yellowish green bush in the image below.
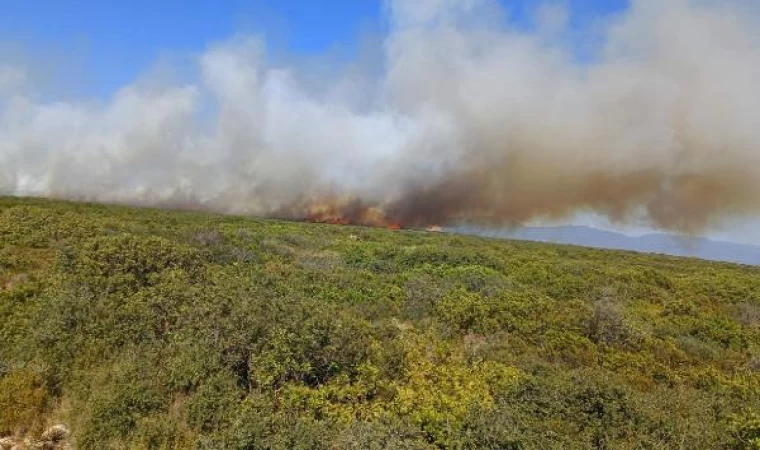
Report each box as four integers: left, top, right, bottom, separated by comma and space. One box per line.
0, 196, 759, 449
0, 368, 49, 435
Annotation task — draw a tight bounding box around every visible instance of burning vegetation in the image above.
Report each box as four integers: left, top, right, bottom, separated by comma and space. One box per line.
299, 198, 404, 229
2, 1, 760, 238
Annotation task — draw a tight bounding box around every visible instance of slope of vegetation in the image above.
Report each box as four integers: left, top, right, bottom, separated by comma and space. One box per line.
1, 197, 759, 449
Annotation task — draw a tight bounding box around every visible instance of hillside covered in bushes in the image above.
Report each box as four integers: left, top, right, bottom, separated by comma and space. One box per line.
1, 197, 759, 449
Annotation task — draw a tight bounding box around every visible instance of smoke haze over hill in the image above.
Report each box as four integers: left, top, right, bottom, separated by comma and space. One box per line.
2, 0, 760, 234
452, 225, 760, 266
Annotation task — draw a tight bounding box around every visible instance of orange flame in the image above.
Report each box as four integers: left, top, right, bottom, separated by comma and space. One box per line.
301, 197, 403, 229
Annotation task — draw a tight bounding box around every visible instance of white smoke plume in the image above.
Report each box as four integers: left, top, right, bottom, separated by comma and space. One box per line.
1, 0, 760, 231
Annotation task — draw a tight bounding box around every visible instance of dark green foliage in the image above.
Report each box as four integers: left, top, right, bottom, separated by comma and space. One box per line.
185, 372, 240, 432
1, 196, 759, 449
59, 233, 204, 293
730, 412, 760, 449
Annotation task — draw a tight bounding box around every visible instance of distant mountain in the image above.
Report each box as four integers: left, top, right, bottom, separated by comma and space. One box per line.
451, 225, 760, 266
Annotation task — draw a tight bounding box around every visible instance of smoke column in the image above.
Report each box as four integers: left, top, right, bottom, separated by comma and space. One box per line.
2, 0, 760, 232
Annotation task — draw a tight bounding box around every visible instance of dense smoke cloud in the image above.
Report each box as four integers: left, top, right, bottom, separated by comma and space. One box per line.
1, 0, 760, 231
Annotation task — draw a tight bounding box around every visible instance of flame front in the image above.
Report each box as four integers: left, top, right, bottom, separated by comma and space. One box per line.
302, 197, 402, 229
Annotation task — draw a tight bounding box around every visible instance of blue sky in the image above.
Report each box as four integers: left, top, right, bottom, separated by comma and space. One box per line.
1, 0, 628, 96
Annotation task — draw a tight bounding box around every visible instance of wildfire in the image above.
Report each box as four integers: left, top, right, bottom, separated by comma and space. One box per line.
297, 197, 444, 231
302, 197, 403, 229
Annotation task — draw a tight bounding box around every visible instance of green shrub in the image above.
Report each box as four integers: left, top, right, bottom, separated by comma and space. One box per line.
436, 288, 494, 334
185, 372, 240, 432
1, 197, 759, 449
729, 412, 760, 450
59, 233, 203, 293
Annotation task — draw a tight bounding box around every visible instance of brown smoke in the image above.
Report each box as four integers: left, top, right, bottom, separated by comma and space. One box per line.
2, 0, 760, 235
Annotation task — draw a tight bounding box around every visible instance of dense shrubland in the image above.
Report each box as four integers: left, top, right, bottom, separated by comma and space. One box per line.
1, 197, 759, 449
